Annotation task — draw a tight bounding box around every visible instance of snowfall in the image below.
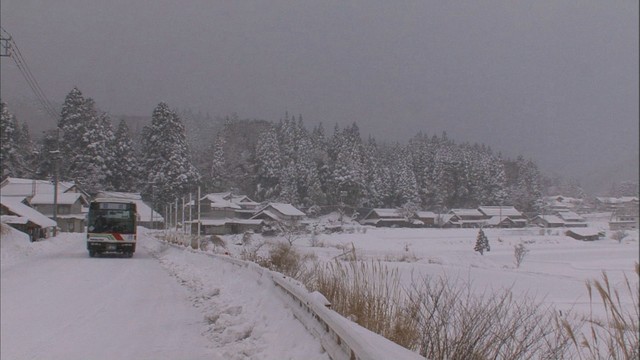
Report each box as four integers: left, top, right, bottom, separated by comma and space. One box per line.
1, 212, 638, 360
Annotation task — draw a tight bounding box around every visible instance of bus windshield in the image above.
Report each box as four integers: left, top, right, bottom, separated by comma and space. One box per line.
88, 201, 136, 234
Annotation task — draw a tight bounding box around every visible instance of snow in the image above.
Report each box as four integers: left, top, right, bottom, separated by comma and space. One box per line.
2, 212, 638, 359
1, 225, 328, 360
0, 196, 57, 228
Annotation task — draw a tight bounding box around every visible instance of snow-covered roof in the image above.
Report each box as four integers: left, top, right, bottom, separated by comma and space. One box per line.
264, 203, 306, 217
95, 191, 143, 200
557, 211, 585, 222
533, 215, 564, 224
29, 192, 86, 206
1, 215, 29, 224
478, 206, 522, 217
0, 177, 74, 197
367, 208, 402, 219
596, 196, 638, 204
201, 194, 242, 209
415, 211, 436, 219
133, 200, 164, 223
449, 209, 484, 217
194, 219, 264, 226
0, 196, 56, 228
565, 228, 602, 237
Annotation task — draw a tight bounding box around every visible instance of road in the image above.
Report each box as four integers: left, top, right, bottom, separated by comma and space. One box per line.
1, 229, 328, 360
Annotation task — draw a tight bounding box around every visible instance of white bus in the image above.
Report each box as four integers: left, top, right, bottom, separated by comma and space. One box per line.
86, 199, 137, 257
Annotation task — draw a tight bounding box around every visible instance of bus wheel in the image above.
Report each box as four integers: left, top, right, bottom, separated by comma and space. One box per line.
89, 250, 96, 258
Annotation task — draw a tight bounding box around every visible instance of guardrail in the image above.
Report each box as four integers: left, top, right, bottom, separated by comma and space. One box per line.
157, 237, 424, 360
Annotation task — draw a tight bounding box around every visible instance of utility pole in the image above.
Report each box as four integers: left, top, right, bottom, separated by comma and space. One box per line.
50, 150, 60, 236
0, 30, 11, 57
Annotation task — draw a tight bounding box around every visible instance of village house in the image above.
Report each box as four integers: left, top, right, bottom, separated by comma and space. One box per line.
478, 206, 527, 228
251, 203, 306, 223
414, 211, 437, 227
29, 192, 89, 233
556, 211, 588, 227
609, 202, 639, 231
1, 196, 56, 241
189, 192, 264, 235
565, 228, 603, 241
443, 209, 486, 228
530, 214, 565, 228
1, 177, 90, 233
360, 208, 417, 228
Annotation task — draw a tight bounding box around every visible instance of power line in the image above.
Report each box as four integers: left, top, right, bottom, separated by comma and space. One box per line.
1, 26, 58, 121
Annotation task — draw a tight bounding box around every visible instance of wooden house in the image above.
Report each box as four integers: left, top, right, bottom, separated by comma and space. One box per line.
556, 211, 588, 227
444, 209, 486, 228
251, 203, 306, 223
478, 206, 527, 228
609, 203, 639, 231
29, 193, 88, 233
565, 228, 603, 241
1, 196, 56, 241
360, 208, 416, 227
530, 215, 565, 228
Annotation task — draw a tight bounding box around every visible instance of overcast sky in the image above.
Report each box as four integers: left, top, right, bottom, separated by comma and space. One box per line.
1, 1, 638, 192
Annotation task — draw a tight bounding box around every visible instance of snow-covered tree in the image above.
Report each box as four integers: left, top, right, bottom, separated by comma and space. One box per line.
474, 228, 490, 255
208, 134, 227, 192
328, 123, 367, 206
140, 102, 200, 206
254, 125, 282, 201
1, 101, 34, 177
57, 88, 114, 193
505, 156, 543, 212
110, 119, 139, 191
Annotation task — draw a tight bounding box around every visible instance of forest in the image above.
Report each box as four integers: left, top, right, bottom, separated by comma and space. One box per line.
2, 87, 605, 214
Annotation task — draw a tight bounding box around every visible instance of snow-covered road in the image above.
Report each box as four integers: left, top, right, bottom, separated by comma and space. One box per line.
1, 227, 329, 360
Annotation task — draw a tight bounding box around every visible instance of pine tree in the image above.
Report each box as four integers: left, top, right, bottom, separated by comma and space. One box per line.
474, 228, 490, 255
1, 101, 32, 177
140, 102, 200, 206
209, 134, 227, 192
254, 125, 282, 201
110, 119, 139, 191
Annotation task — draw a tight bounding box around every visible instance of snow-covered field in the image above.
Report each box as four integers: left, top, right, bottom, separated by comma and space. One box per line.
2, 212, 638, 359
220, 212, 638, 320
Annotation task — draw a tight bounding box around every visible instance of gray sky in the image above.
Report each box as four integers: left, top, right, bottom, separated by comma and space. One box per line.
1, 1, 638, 193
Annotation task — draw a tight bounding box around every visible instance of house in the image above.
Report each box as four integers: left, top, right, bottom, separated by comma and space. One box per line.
0, 177, 78, 197
530, 215, 565, 228
189, 192, 263, 235
251, 203, 306, 223
609, 203, 639, 231
444, 209, 486, 228
1, 177, 91, 233
477, 206, 527, 228
557, 211, 588, 227
199, 194, 242, 218
415, 211, 438, 227
565, 228, 603, 241
29, 193, 88, 233
360, 208, 417, 227
190, 218, 264, 236
484, 216, 520, 228
94, 191, 164, 229
544, 195, 591, 214
1, 196, 56, 241
596, 197, 639, 212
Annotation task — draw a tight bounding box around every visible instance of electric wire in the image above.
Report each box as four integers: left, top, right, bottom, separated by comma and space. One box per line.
1, 26, 58, 121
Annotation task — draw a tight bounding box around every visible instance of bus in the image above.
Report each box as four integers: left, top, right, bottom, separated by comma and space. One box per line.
86, 199, 137, 257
